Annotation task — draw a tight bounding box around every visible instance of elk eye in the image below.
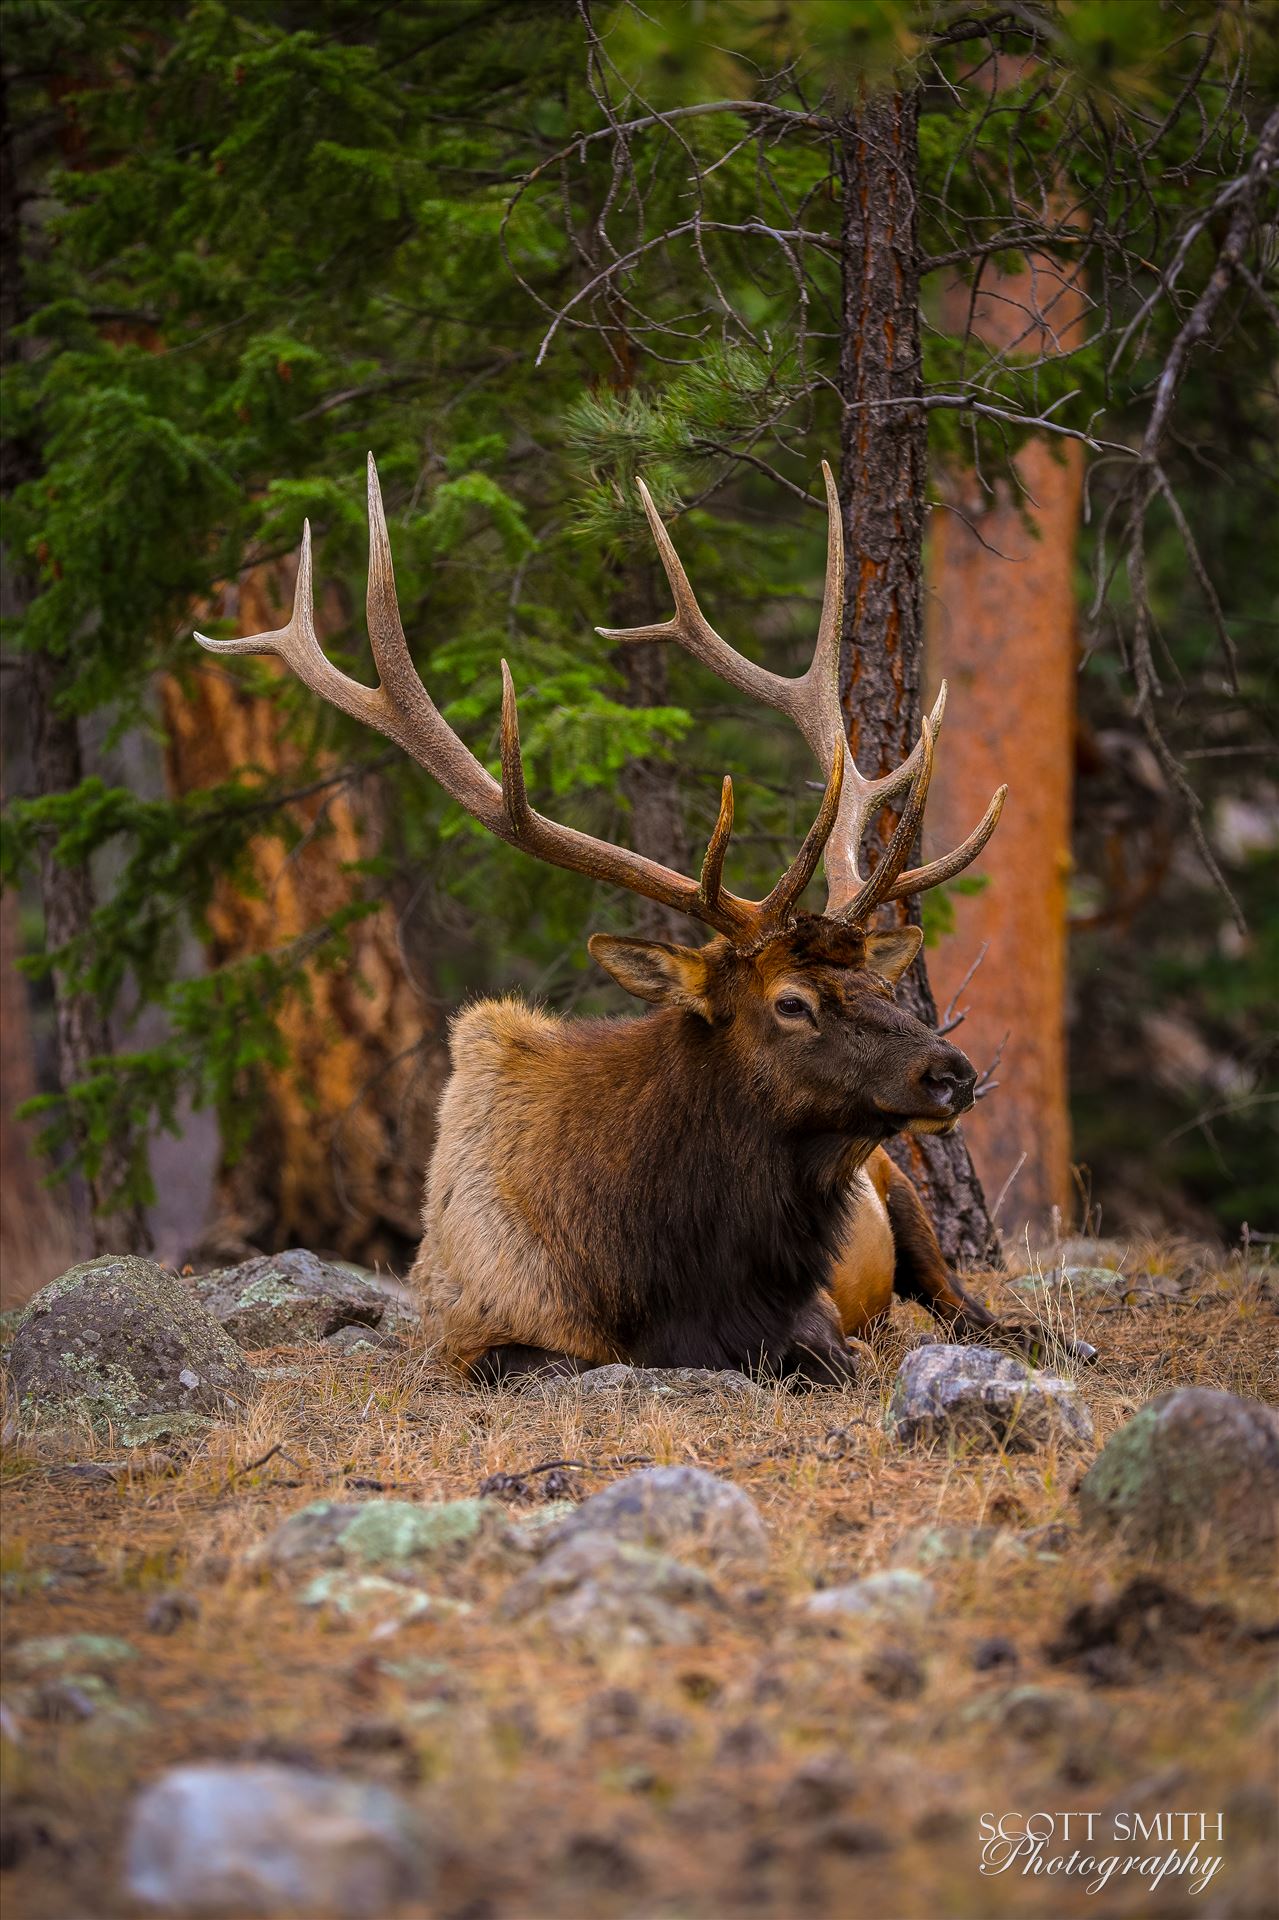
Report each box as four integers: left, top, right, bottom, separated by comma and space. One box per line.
775, 995, 815, 1023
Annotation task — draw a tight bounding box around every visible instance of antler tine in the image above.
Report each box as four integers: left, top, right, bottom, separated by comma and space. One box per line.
195, 516, 390, 743
498, 660, 532, 836
837, 717, 935, 923
597, 480, 803, 718
757, 745, 845, 926
883, 782, 1008, 903
822, 680, 948, 915
699, 777, 735, 914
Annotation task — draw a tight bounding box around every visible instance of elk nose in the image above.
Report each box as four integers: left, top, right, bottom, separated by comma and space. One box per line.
918, 1052, 977, 1112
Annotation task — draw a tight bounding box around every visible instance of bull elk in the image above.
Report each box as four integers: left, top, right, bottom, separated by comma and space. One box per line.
198, 456, 1040, 1384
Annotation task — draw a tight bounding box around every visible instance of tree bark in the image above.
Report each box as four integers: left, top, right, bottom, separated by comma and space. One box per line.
27, 656, 153, 1253
927, 444, 1082, 1237
836, 89, 998, 1267
921, 48, 1088, 1242
3, 58, 149, 1256
615, 638, 690, 944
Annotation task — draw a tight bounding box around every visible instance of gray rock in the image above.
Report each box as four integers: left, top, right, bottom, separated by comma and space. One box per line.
191, 1250, 419, 1351
500, 1534, 722, 1652
803, 1569, 936, 1624
297, 1572, 467, 1628
887, 1345, 1094, 1452
8, 1258, 254, 1435
323, 1325, 393, 1358
572, 1364, 765, 1399
962, 1683, 1096, 1743
8, 1633, 138, 1677
1077, 1387, 1279, 1565
546, 1466, 768, 1569
1010, 1265, 1182, 1303
257, 1497, 511, 1577
888, 1523, 1017, 1568
124, 1762, 428, 1914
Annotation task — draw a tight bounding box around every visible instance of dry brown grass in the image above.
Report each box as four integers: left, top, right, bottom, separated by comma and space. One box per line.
2, 1257, 1276, 1920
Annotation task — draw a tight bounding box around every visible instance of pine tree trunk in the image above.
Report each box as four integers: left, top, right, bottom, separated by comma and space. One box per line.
925, 204, 1088, 1239
163, 562, 440, 1270
0, 884, 78, 1301
615, 638, 690, 945
27, 656, 153, 1254
3, 59, 149, 1257
836, 90, 998, 1268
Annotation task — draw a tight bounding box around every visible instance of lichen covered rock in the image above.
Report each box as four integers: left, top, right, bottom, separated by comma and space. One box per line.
803, 1569, 936, 1625
500, 1534, 723, 1652
8, 1257, 255, 1434
887, 1344, 1093, 1452
546, 1466, 768, 1570
258, 1497, 511, 1577
191, 1250, 419, 1351
1077, 1387, 1279, 1564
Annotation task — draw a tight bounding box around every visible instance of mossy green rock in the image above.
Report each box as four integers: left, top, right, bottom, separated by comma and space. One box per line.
191, 1250, 419, 1350
259, 1497, 509, 1576
1077, 1387, 1279, 1565
8, 1633, 139, 1677
8, 1257, 255, 1433
297, 1571, 467, 1626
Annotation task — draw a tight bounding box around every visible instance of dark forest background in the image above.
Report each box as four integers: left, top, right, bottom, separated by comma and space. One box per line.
2, 0, 1275, 1299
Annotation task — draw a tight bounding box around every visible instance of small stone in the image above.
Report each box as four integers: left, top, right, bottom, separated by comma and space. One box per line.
500, 1534, 722, 1653
963, 1683, 1093, 1742
861, 1645, 926, 1700
8, 1633, 138, 1678
779, 1752, 856, 1820
190, 1250, 419, 1351
1019, 1522, 1074, 1556
803, 1569, 936, 1625
123, 1762, 429, 1914
814, 1816, 893, 1855
562, 1831, 643, 1893
258, 1498, 509, 1577
972, 1636, 1019, 1672
324, 1325, 393, 1358
8, 1257, 255, 1434
716, 1719, 775, 1763
297, 1571, 465, 1628
144, 1592, 200, 1636
887, 1344, 1094, 1452
888, 1523, 1012, 1568
546, 1466, 767, 1569
1077, 1388, 1279, 1565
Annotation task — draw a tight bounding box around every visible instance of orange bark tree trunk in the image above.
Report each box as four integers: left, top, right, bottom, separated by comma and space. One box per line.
163, 561, 440, 1270
926, 248, 1087, 1237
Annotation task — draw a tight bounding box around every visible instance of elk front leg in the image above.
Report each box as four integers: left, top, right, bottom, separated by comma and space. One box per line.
882, 1157, 1097, 1365
470, 1344, 587, 1386
776, 1289, 868, 1387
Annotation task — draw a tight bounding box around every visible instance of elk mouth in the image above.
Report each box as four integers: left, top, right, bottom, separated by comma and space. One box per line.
871, 1090, 973, 1135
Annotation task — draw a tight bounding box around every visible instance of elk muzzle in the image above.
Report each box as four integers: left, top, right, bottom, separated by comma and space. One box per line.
876, 1038, 977, 1133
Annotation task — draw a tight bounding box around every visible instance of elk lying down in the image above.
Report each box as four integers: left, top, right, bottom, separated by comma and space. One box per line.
198, 455, 1065, 1385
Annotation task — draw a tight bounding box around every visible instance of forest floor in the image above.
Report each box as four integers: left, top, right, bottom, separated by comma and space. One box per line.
1, 1252, 1276, 1920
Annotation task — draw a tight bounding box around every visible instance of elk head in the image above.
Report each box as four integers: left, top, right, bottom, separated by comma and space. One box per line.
195, 456, 1004, 1138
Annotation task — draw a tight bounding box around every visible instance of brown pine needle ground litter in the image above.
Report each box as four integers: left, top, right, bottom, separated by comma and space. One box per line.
2, 1256, 1276, 1919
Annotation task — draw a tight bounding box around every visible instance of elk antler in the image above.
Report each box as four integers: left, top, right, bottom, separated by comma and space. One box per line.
598, 460, 1007, 922
194, 455, 843, 947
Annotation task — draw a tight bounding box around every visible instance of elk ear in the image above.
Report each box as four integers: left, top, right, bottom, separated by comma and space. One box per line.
588, 934, 715, 1018
864, 924, 924, 985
